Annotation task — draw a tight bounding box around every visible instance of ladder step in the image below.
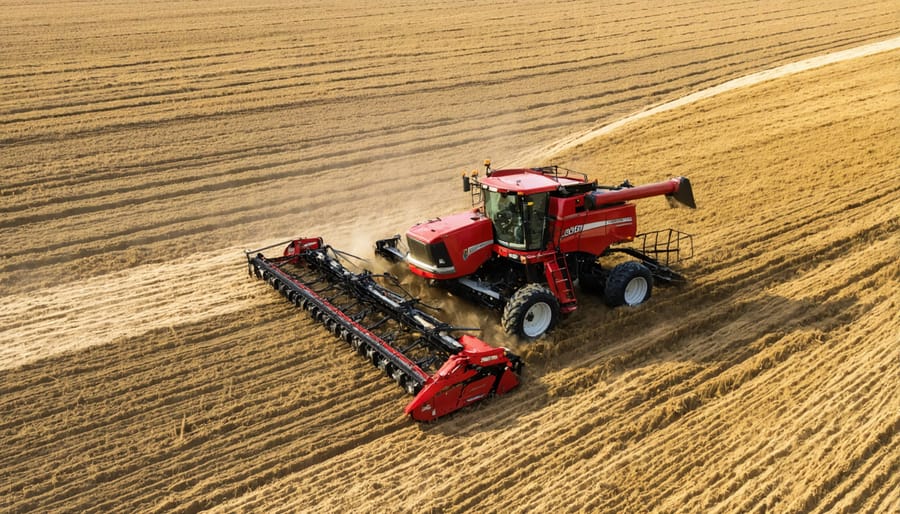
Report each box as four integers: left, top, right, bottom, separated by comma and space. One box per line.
546, 254, 576, 304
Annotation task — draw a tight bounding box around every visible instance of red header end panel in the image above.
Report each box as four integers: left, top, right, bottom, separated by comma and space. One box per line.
404, 335, 520, 421
553, 202, 637, 256
281, 237, 324, 263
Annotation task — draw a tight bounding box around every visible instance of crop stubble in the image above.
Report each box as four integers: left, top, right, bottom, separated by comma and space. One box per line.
1, 1, 898, 513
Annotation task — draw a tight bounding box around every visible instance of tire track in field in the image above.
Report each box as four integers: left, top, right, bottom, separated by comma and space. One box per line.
0, 250, 256, 370
529, 35, 900, 162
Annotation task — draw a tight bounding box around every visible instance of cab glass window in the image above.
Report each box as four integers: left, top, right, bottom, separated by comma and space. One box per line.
484, 190, 548, 250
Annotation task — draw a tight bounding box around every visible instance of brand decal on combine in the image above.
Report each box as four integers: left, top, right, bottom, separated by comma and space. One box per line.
561, 217, 633, 239
462, 239, 493, 260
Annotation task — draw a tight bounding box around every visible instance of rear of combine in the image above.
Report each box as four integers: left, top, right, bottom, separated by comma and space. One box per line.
245, 237, 521, 421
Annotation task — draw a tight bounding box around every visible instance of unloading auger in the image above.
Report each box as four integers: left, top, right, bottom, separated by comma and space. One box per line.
245, 237, 522, 421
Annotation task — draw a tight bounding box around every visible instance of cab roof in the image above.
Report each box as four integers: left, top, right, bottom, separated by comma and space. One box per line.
478, 168, 587, 194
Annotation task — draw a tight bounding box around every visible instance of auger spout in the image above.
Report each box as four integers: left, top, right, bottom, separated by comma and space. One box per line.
586, 177, 696, 209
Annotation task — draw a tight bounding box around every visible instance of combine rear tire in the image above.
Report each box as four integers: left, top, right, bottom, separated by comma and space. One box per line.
604, 261, 652, 307
502, 284, 560, 339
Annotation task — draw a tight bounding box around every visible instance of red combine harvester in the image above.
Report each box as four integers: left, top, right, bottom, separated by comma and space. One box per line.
246, 238, 522, 421
246, 162, 694, 421
375, 161, 696, 339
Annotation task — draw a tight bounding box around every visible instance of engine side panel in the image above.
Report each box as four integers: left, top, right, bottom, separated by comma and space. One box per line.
406, 211, 495, 279
551, 202, 637, 256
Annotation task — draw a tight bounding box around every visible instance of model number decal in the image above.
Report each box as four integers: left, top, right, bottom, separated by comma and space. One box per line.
561, 217, 633, 239
563, 225, 583, 238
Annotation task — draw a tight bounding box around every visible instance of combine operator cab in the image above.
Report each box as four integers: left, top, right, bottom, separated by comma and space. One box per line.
483, 188, 549, 251
376, 161, 697, 340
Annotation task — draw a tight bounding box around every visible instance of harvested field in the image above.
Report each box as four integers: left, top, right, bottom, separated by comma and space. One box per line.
1, 1, 898, 513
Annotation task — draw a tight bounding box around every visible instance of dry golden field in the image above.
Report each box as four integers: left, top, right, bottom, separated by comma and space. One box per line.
1, 1, 898, 513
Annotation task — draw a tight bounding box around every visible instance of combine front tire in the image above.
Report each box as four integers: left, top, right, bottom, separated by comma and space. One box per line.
502, 284, 560, 339
604, 261, 652, 307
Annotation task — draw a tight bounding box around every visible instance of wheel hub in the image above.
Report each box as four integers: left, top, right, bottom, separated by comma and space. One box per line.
623, 277, 649, 305
522, 302, 553, 338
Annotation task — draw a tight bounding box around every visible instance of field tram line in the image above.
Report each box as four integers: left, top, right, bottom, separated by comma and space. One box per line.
0, 109, 479, 217
0, 89, 501, 196
0, 36, 416, 83
0, 106, 465, 199
1, 35, 624, 124
0, 51, 419, 118
0, 305, 293, 405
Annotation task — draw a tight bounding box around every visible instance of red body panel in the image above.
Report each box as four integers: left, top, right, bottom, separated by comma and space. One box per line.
283, 237, 323, 256
407, 211, 485, 244
478, 168, 584, 194
406, 211, 494, 279
552, 202, 638, 256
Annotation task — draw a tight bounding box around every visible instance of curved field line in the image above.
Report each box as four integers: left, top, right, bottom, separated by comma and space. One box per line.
524, 35, 900, 163
0, 250, 257, 371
